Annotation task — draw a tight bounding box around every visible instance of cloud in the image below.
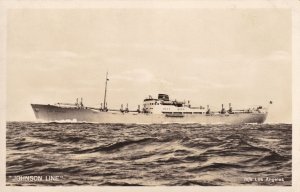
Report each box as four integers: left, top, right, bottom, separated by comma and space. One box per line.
157, 79, 173, 86
98, 43, 186, 52
264, 50, 290, 62
111, 69, 155, 83
172, 88, 199, 93
181, 76, 242, 89
111, 69, 175, 91
9, 50, 80, 59
109, 88, 125, 92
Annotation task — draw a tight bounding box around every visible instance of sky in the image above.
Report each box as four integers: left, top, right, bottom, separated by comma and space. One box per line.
6, 8, 291, 122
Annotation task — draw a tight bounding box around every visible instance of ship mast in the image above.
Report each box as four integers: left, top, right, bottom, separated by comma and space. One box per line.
103, 72, 109, 110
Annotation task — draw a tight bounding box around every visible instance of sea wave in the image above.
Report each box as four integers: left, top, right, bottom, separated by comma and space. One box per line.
6, 122, 292, 186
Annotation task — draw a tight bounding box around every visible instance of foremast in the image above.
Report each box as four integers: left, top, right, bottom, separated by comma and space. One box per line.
103, 72, 109, 111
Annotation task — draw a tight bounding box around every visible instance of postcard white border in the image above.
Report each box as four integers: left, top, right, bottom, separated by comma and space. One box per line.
0, 0, 299, 192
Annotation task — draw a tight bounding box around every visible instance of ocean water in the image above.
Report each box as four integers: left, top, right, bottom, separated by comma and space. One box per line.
6, 122, 292, 186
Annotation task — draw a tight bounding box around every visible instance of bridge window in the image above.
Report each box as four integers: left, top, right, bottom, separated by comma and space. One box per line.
174, 112, 182, 114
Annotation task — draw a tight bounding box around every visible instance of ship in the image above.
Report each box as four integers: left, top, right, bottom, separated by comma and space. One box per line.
31, 73, 271, 124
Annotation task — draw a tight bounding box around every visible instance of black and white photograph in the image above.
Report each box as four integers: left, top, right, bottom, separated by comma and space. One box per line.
1, 0, 299, 191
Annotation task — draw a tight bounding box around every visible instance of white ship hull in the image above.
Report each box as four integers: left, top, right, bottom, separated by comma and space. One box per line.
31, 104, 267, 124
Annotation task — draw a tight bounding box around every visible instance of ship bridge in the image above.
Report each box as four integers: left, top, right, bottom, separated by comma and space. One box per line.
143, 94, 206, 114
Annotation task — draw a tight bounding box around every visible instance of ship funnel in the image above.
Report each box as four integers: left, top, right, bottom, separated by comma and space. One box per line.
158, 94, 169, 101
